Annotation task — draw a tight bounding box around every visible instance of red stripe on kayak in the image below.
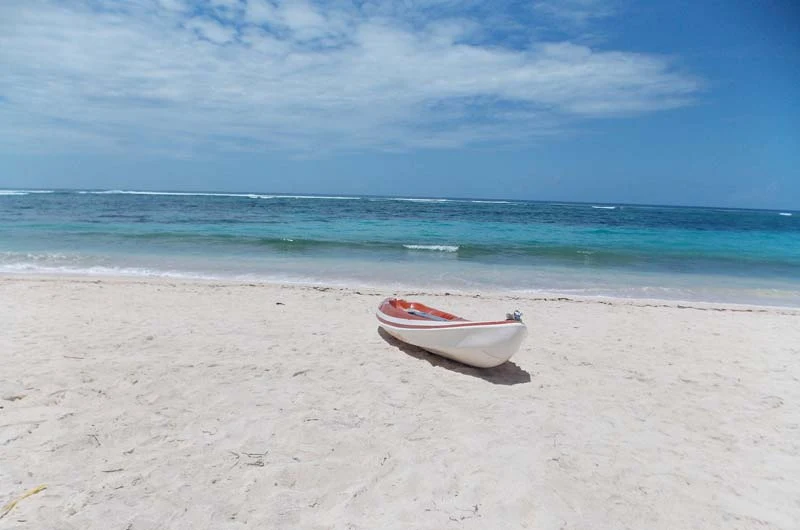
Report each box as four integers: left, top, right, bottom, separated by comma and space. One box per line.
376, 314, 520, 330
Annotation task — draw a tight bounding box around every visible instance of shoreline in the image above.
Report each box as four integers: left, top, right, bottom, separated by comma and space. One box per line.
3, 272, 800, 314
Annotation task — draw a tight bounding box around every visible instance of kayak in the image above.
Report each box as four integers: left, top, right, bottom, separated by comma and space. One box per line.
376, 298, 526, 368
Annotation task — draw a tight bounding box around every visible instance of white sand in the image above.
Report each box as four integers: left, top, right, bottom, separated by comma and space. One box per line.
2, 276, 799, 529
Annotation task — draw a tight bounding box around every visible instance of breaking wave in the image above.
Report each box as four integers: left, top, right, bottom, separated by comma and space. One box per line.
403, 244, 460, 252
79, 190, 274, 199
0, 190, 54, 196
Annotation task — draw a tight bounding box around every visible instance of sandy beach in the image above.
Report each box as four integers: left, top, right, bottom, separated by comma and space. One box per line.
2, 275, 799, 529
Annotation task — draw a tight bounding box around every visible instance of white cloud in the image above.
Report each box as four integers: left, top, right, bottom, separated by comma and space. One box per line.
246, 0, 349, 43
185, 16, 237, 43
0, 0, 701, 155
281, 1, 328, 36
157, 0, 191, 13
245, 0, 278, 25
210, 0, 242, 8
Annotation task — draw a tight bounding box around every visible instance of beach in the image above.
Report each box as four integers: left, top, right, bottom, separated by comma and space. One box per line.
2, 275, 799, 529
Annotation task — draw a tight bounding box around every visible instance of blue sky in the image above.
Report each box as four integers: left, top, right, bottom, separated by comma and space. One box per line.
1, 0, 798, 208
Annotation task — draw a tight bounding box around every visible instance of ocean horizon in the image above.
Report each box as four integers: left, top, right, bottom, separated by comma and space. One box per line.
2, 188, 798, 307
2, 187, 799, 212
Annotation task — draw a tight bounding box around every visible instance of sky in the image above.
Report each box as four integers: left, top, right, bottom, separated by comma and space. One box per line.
0, 0, 798, 208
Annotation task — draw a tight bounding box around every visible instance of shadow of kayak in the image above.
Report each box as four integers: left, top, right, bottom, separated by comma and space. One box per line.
377, 327, 531, 386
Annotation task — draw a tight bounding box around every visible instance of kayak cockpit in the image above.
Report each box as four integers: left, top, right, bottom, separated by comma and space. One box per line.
380, 298, 467, 322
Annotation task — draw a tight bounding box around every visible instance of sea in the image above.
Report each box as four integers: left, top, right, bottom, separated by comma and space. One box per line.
1, 189, 799, 307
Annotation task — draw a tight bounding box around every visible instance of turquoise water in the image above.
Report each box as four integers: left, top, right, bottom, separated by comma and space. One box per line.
1, 189, 799, 306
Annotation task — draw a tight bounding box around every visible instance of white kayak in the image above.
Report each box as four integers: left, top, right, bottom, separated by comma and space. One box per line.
376, 298, 527, 368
